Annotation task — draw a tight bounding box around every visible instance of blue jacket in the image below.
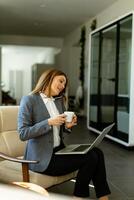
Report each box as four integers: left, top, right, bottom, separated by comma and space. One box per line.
18, 93, 67, 172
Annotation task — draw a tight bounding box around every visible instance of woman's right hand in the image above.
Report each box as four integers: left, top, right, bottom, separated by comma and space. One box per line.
48, 114, 66, 126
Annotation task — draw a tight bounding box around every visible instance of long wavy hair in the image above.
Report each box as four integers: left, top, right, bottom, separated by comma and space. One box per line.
31, 68, 68, 98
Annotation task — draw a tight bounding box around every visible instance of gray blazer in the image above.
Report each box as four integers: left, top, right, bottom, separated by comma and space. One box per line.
18, 93, 68, 172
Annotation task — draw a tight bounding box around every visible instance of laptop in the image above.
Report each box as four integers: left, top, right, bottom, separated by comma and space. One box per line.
55, 123, 115, 155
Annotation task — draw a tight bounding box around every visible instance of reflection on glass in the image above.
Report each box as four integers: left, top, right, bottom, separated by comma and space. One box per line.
100, 26, 117, 127
117, 16, 132, 140
89, 14, 132, 142
89, 33, 99, 128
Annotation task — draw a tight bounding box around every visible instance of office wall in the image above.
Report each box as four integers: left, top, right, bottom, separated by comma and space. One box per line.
57, 26, 83, 97
96, 0, 134, 28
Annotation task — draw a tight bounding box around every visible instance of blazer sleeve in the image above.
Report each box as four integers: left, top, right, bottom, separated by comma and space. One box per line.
18, 95, 52, 141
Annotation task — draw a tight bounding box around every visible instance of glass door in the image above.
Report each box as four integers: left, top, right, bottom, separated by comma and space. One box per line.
117, 15, 132, 141
100, 25, 117, 129
88, 14, 132, 142
89, 32, 100, 128
89, 25, 117, 131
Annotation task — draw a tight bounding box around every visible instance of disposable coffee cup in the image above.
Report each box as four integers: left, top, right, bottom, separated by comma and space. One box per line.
64, 111, 74, 123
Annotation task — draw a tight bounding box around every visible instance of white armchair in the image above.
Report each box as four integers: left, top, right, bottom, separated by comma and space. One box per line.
0, 106, 77, 188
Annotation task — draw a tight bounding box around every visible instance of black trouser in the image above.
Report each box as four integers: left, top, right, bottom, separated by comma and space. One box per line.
43, 147, 111, 198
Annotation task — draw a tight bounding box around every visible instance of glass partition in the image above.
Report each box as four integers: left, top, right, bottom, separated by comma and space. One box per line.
117, 16, 132, 141
88, 13, 132, 143
89, 33, 99, 127
100, 25, 117, 129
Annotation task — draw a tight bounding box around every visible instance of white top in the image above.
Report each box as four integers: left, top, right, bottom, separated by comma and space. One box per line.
40, 93, 60, 148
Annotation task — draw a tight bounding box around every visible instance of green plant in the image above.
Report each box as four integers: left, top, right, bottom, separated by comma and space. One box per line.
79, 26, 86, 87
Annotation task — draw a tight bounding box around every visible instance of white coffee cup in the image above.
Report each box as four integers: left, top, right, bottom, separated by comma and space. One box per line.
64, 111, 74, 123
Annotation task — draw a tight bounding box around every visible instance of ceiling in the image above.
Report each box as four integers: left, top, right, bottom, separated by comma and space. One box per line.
0, 0, 118, 38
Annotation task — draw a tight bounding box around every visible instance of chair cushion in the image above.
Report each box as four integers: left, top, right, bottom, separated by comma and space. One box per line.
0, 106, 19, 132
0, 136, 9, 160
0, 131, 25, 157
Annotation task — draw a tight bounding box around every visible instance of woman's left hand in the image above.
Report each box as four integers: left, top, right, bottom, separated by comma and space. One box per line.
65, 114, 77, 129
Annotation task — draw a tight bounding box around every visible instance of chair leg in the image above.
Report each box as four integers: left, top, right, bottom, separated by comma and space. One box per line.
22, 163, 29, 182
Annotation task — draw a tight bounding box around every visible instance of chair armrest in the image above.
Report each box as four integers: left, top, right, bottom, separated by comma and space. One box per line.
0, 152, 38, 164
0, 152, 38, 182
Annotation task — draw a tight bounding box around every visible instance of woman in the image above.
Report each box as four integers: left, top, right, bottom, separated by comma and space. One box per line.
18, 68, 111, 200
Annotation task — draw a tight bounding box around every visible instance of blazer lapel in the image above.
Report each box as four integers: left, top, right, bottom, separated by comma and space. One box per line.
54, 98, 63, 114
37, 94, 50, 118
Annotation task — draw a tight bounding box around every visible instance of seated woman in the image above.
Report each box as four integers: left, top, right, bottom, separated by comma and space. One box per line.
18, 68, 111, 200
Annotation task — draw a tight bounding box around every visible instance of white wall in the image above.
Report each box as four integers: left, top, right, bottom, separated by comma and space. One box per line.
58, 27, 82, 96
96, 0, 134, 28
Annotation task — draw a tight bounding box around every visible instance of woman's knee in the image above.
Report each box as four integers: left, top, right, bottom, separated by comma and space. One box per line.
86, 149, 99, 164
93, 147, 105, 161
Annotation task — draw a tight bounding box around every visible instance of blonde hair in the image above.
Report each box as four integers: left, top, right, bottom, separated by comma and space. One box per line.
31, 68, 68, 97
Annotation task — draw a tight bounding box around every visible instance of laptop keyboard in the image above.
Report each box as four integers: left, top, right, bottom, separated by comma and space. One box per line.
73, 144, 91, 152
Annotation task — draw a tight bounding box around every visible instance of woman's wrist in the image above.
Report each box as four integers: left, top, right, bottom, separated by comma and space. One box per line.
48, 118, 52, 126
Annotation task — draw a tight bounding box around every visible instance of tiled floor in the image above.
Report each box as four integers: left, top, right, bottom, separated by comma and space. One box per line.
48, 117, 134, 200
